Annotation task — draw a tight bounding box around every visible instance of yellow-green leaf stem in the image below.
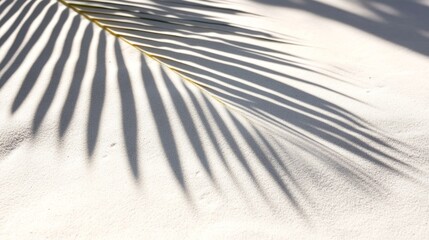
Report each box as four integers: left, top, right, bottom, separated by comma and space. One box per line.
58, 0, 233, 109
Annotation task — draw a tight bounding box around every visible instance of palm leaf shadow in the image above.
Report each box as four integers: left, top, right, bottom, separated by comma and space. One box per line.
252, 0, 429, 57
0, 0, 420, 217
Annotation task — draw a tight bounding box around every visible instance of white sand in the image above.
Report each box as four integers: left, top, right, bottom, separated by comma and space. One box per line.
0, 0, 428, 239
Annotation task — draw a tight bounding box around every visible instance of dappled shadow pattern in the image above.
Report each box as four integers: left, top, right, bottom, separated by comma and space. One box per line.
252, 0, 429, 57
0, 0, 420, 217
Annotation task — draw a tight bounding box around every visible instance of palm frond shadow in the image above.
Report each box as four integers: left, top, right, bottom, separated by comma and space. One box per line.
252, 0, 429, 57
0, 0, 420, 217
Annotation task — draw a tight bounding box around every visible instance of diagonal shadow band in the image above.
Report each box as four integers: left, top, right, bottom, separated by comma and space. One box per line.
0, 0, 422, 217
252, 0, 429, 57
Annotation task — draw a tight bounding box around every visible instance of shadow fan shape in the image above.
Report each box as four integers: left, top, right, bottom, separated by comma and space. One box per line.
0, 0, 420, 217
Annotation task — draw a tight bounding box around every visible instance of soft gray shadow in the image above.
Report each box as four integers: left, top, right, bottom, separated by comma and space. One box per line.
114, 39, 139, 180
33, 15, 82, 133
140, 56, 186, 192
59, 23, 93, 137
12, 9, 69, 112
0, 0, 421, 218
0, 1, 54, 88
252, 0, 429, 57
87, 30, 107, 156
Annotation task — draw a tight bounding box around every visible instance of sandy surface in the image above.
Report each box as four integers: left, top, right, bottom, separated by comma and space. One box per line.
0, 0, 428, 239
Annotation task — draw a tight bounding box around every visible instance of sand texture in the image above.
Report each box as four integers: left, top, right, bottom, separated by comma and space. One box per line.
0, 0, 428, 239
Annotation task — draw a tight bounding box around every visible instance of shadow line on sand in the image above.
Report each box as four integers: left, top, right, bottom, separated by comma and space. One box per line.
0, 0, 421, 218
252, 0, 429, 57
